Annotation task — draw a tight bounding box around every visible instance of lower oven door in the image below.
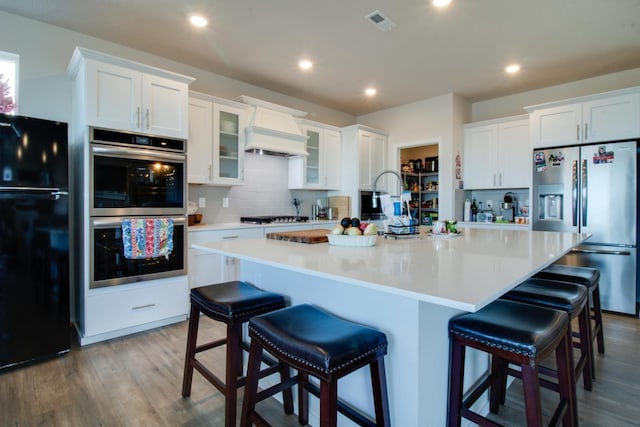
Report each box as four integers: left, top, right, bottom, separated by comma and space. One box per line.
90, 215, 186, 289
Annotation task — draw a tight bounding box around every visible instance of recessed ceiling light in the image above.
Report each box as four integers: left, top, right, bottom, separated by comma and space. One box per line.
298, 60, 313, 70
505, 64, 521, 73
433, 0, 452, 7
189, 15, 208, 28
365, 88, 377, 96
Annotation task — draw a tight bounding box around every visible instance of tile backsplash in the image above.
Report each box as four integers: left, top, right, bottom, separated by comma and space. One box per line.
187, 152, 331, 224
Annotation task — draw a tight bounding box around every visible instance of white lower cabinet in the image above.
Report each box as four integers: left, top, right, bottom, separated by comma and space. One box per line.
188, 227, 263, 288
83, 276, 188, 340
187, 223, 337, 289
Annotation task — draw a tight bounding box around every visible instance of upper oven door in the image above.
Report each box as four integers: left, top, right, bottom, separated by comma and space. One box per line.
90, 143, 186, 216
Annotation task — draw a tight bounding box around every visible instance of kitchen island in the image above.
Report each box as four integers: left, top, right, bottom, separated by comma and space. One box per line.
193, 228, 588, 426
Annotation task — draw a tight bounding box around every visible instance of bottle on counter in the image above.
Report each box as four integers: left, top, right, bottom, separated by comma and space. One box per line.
471, 198, 478, 222
463, 199, 471, 222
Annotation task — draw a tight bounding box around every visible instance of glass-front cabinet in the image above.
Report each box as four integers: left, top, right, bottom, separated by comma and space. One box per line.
187, 92, 247, 186
305, 128, 321, 185
213, 104, 245, 185
289, 121, 341, 190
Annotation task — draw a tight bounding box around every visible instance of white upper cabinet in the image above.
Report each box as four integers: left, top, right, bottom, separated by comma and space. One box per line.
187, 97, 213, 184
528, 89, 640, 148
288, 121, 342, 190
358, 129, 387, 191
463, 116, 529, 190
68, 48, 193, 138
187, 93, 247, 186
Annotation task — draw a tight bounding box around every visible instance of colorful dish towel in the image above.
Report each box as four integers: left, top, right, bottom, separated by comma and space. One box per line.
122, 218, 174, 259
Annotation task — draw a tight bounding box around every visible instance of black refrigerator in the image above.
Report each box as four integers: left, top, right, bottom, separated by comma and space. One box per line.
0, 113, 70, 371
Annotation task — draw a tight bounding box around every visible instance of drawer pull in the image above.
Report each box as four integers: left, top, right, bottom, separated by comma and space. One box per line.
222, 235, 239, 239
132, 303, 156, 311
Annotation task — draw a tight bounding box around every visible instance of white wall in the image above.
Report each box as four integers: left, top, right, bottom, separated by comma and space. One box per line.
187, 154, 329, 224
357, 93, 471, 220
471, 67, 640, 122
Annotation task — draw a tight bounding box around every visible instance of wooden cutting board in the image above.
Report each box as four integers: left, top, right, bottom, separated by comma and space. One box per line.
266, 229, 331, 244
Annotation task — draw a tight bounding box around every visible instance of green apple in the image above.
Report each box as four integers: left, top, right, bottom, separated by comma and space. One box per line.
346, 226, 363, 236
331, 225, 344, 235
363, 223, 378, 235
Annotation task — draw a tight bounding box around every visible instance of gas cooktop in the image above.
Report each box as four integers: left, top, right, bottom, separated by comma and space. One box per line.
240, 216, 309, 224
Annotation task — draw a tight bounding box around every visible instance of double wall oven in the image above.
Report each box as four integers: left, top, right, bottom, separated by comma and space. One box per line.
89, 128, 187, 288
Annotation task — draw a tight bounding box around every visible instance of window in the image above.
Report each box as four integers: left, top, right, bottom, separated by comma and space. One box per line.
0, 51, 18, 114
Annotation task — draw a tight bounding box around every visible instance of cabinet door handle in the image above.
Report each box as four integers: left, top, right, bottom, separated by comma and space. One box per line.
145, 109, 150, 130
136, 107, 141, 128
584, 123, 588, 140
493, 173, 496, 186
499, 173, 502, 186
576, 124, 580, 141
132, 303, 156, 311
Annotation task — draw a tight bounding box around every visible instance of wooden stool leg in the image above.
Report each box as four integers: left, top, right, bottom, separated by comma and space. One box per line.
447, 339, 465, 427
490, 355, 508, 413
592, 287, 605, 354
298, 372, 309, 425
577, 306, 593, 391
279, 363, 294, 415
370, 357, 391, 426
319, 379, 338, 427
521, 364, 544, 427
225, 322, 242, 427
181, 304, 200, 397
555, 332, 576, 427
240, 341, 264, 427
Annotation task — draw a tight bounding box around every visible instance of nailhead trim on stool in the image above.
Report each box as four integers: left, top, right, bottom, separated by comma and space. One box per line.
535, 264, 605, 361
448, 299, 575, 427
181, 281, 292, 427
240, 304, 390, 427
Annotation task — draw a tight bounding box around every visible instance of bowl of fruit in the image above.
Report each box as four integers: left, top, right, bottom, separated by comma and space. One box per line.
327, 217, 378, 247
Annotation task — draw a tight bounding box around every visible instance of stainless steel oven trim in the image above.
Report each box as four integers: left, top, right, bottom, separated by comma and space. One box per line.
90, 143, 187, 216
90, 215, 187, 289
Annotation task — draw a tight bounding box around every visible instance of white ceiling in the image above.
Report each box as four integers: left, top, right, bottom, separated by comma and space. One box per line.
1, 0, 639, 116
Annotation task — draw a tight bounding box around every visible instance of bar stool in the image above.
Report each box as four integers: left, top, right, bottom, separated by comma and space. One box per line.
448, 299, 574, 426
534, 264, 604, 359
240, 304, 390, 427
181, 281, 293, 427
502, 277, 593, 393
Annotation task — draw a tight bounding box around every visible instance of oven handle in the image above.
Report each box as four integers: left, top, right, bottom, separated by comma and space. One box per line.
92, 216, 187, 228
91, 144, 187, 162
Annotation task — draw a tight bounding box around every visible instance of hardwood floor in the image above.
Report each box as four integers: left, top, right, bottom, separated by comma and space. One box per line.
1, 312, 639, 426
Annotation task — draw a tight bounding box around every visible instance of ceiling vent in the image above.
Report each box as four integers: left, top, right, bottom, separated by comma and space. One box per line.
365, 10, 397, 32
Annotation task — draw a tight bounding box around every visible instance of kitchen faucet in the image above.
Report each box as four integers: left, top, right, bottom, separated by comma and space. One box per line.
371, 170, 403, 208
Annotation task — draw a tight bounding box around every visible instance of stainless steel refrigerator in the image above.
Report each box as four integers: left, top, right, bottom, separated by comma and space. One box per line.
532, 140, 637, 315
0, 114, 70, 371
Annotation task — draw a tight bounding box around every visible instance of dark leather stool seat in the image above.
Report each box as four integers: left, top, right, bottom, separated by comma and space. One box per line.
448, 299, 575, 426
535, 264, 605, 357
182, 281, 293, 427
502, 278, 593, 394
240, 304, 390, 427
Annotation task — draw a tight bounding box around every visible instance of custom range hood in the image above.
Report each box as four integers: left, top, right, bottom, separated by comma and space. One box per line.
237, 95, 309, 157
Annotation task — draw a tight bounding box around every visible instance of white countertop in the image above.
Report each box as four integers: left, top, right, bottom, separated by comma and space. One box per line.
193, 228, 589, 312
